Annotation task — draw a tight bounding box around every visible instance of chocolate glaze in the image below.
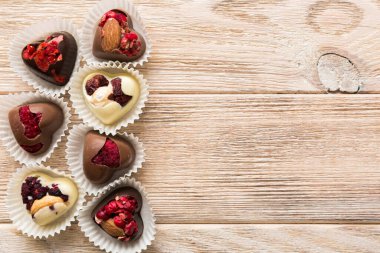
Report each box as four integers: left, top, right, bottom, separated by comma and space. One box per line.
91, 187, 144, 241
83, 131, 136, 184
8, 103, 64, 155
92, 11, 146, 62
22, 32, 78, 86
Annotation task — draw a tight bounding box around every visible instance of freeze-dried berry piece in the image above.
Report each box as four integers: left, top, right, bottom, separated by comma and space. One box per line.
48, 184, 69, 201
21, 143, 44, 153
85, 74, 109, 95
123, 220, 138, 241
19, 105, 42, 139
91, 138, 121, 168
108, 77, 132, 106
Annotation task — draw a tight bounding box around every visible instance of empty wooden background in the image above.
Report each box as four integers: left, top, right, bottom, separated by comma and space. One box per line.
1, 0, 380, 252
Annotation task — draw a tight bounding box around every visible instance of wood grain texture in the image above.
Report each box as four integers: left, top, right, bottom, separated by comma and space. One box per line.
1, 224, 380, 253
2, 0, 380, 93
1, 94, 380, 224
2, 0, 380, 252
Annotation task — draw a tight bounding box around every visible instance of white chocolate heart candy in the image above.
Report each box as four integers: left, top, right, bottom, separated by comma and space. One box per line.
21, 172, 78, 226
82, 72, 140, 125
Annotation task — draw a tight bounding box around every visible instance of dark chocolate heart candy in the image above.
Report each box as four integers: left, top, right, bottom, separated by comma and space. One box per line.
8, 102, 64, 155
83, 130, 136, 184
21, 32, 78, 86
92, 9, 146, 62
92, 187, 144, 242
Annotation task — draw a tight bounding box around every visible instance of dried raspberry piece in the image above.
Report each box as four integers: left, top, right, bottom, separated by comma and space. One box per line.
99, 10, 128, 28
32, 186, 49, 199
120, 32, 142, 57
123, 220, 138, 240
91, 138, 120, 168
108, 78, 132, 107
19, 105, 42, 139
85, 74, 109, 95
104, 200, 119, 215
21, 143, 44, 153
96, 209, 109, 221
113, 214, 127, 228
116, 195, 138, 212
22, 45, 36, 60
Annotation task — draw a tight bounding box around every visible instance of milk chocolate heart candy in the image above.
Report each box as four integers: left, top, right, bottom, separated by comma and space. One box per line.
21, 32, 78, 86
8, 103, 64, 155
93, 10, 146, 62
92, 187, 143, 242
20, 172, 78, 225
83, 131, 136, 184
82, 72, 140, 124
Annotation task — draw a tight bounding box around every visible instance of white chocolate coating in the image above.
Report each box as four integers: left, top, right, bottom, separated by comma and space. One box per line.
25, 173, 78, 226
82, 72, 140, 125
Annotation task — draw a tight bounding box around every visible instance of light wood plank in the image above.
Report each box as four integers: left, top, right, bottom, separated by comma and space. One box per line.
2, 0, 380, 93
1, 94, 380, 223
0, 223, 380, 253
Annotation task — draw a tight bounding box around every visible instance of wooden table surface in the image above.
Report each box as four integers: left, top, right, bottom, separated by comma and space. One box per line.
1, 0, 380, 252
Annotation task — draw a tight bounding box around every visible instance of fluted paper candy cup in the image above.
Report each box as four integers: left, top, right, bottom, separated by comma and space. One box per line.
78, 178, 156, 253
0, 92, 71, 166
6, 166, 85, 239
81, 0, 151, 67
66, 124, 145, 196
9, 19, 81, 96
69, 61, 148, 135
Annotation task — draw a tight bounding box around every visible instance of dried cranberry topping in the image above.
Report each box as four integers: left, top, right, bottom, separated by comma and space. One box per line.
105, 200, 119, 215
91, 138, 120, 168
85, 74, 109, 95
20, 176, 69, 211
19, 105, 42, 139
96, 209, 109, 220
21, 143, 44, 153
95, 194, 139, 241
98, 10, 143, 57
48, 184, 69, 202
108, 78, 132, 107
113, 214, 127, 228
22, 35, 64, 73
21, 177, 48, 210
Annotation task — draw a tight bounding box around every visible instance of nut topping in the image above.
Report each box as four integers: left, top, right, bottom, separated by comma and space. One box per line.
101, 18, 121, 52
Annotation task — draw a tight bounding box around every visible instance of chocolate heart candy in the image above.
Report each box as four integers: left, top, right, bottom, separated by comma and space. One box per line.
8, 102, 64, 155
83, 131, 135, 184
82, 72, 140, 125
21, 172, 78, 225
21, 32, 78, 86
92, 187, 143, 242
93, 9, 146, 62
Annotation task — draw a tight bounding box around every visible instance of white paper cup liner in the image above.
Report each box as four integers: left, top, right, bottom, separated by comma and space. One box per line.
0, 92, 71, 166
78, 177, 156, 253
66, 124, 145, 196
81, 0, 151, 67
70, 61, 148, 135
9, 19, 81, 96
6, 166, 86, 239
